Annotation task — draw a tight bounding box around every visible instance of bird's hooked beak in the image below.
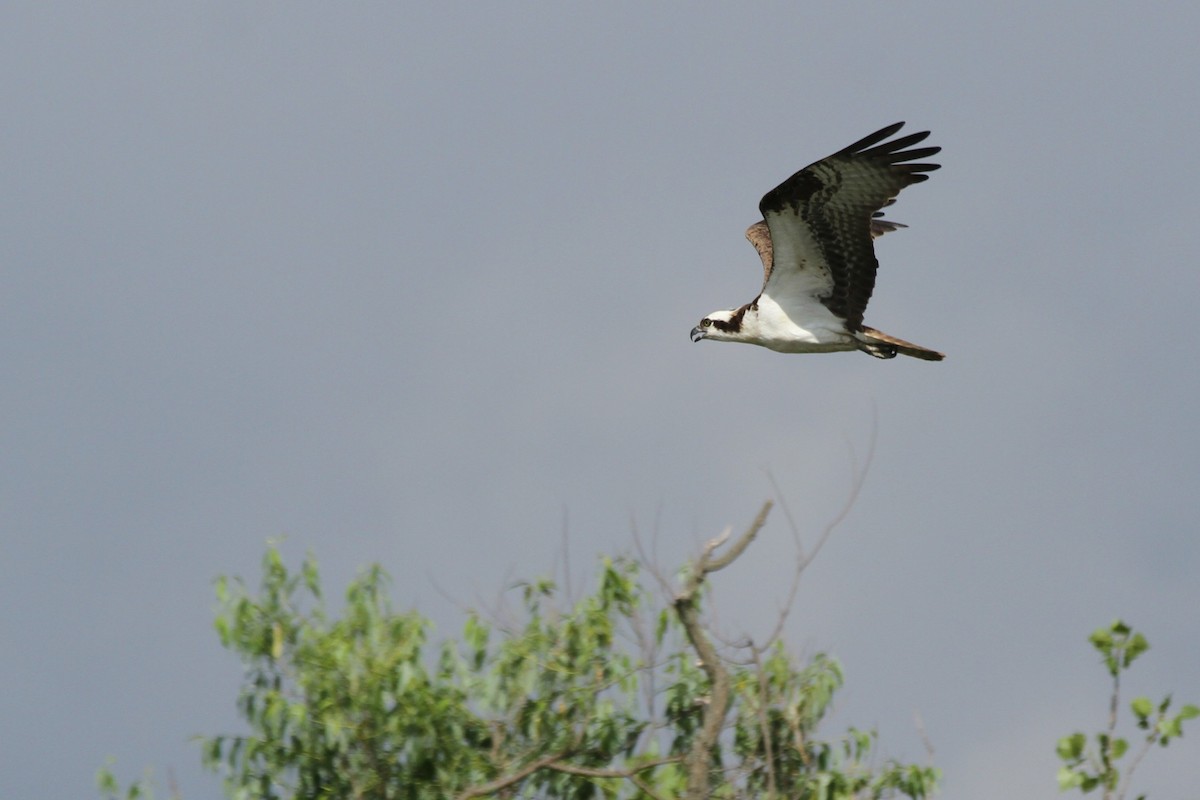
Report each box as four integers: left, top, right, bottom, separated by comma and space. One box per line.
690, 325, 706, 343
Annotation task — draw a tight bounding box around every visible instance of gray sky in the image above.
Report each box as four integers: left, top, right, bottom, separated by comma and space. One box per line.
3, 4, 1198, 798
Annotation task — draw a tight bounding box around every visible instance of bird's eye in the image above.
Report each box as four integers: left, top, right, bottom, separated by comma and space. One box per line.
701, 319, 712, 328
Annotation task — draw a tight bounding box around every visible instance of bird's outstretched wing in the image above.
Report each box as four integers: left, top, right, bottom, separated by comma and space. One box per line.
755, 122, 940, 331
746, 210, 908, 286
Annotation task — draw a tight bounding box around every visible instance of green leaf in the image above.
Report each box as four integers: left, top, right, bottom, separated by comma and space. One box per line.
1088, 626, 1113, 652
1159, 713, 1188, 742
96, 764, 119, 795
301, 553, 321, 598
655, 608, 669, 645
1130, 696, 1153, 722
1057, 732, 1086, 761
1123, 631, 1149, 667
1057, 766, 1083, 790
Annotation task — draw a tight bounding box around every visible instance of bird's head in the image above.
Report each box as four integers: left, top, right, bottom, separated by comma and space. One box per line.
690, 308, 744, 343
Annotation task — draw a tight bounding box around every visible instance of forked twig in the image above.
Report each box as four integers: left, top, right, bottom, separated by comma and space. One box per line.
674, 500, 773, 799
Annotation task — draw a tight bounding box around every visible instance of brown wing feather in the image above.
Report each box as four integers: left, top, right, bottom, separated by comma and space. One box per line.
757, 122, 940, 331
745, 221, 774, 286
858, 326, 945, 361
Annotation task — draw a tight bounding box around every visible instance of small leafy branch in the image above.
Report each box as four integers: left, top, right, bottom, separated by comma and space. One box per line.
1056, 620, 1198, 800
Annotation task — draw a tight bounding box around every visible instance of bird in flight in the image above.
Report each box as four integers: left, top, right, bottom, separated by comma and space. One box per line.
690, 122, 944, 360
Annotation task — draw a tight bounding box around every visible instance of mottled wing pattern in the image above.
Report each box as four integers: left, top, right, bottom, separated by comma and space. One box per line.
747, 211, 906, 286
757, 122, 940, 331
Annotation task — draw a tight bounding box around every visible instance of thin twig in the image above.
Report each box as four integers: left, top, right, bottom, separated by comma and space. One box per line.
914, 710, 936, 763
632, 514, 675, 601
560, 505, 573, 603
1104, 670, 1120, 800
1116, 710, 1164, 800
758, 427, 876, 652
766, 468, 805, 556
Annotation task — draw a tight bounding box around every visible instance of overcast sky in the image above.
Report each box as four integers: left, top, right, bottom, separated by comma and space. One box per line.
3, 4, 1199, 799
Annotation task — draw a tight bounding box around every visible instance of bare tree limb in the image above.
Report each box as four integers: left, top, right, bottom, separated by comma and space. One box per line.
543, 755, 681, 779
455, 750, 571, 800
673, 500, 773, 800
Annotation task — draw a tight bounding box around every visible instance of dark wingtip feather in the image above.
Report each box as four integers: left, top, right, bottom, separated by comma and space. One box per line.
895, 145, 941, 161
837, 122, 906, 156
758, 122, 942, 217
856, 130, 933, 160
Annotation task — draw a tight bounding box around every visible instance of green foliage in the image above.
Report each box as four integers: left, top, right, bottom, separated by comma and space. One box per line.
1056, 620, 1198, 800
1088, 621, 1149, 679
204, 548, 489, 800
100, 544, 938, 799
96, 761, 173, 800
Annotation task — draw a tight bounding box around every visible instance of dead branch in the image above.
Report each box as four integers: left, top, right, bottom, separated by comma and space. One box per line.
758, 421, 876, 652
673, 500, 773, 800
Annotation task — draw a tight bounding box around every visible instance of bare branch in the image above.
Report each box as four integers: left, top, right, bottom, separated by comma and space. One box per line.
455, 749, 571, 800
544, 755, 681, 779
631, 514, 675, 602
703, 503, 772, 575
457, 753, 681, 800
766, 467, 806, 556
758, 425, 876, 652
673, 500, 773, 800
914, 709, 936, 763
1115, 707, 1166, 800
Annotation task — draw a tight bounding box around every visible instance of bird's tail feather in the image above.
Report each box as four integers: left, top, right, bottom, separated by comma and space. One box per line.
857, 326, 945, 361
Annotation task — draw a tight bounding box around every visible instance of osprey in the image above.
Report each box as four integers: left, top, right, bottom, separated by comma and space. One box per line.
690, 122, 944, 360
